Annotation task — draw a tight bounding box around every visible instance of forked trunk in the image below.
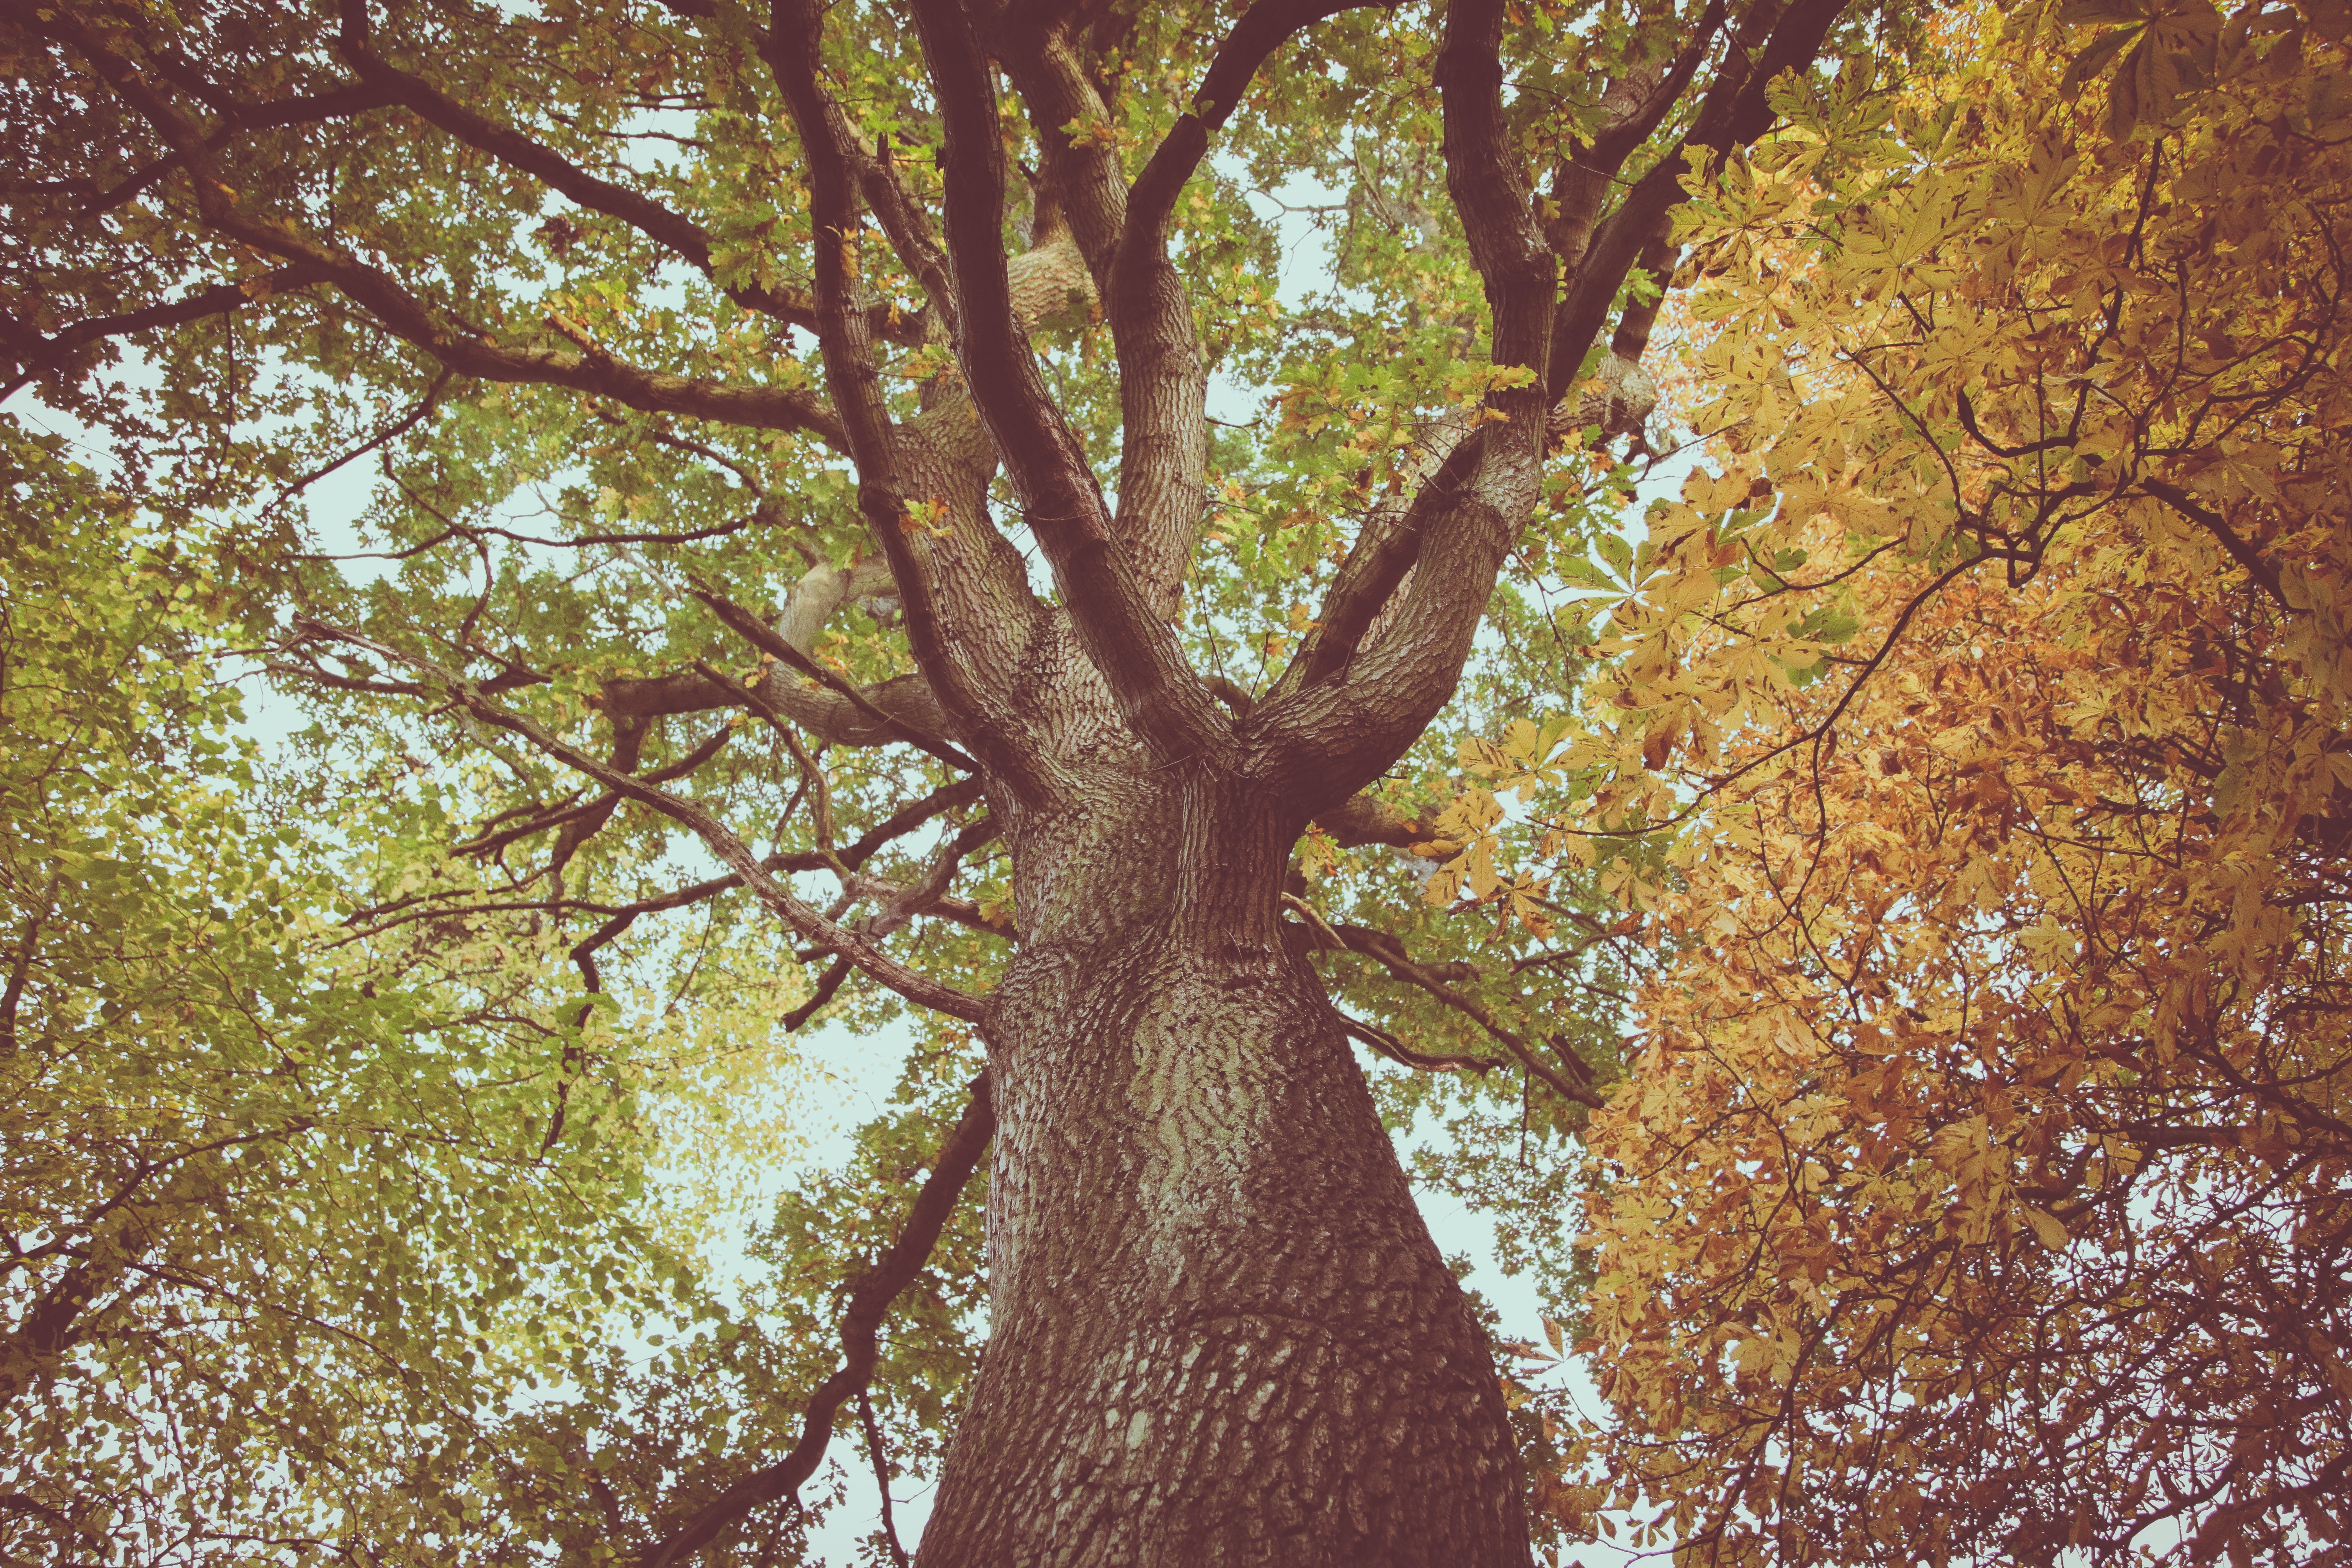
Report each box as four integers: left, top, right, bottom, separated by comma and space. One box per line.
917, 769, 1529, 1565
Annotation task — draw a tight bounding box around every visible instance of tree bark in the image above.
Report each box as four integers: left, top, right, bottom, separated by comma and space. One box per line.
918, 737, 1528, 1565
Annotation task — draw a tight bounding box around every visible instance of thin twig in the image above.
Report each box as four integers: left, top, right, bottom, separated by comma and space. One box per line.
1283, 895, 1602, 1107
858, 1391, 911, 1568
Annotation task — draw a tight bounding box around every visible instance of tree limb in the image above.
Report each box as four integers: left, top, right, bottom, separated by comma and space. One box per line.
1286, 897, 1603, 1107
1110, 0, 1380, 607
331, 0, 925, 345
292, 619, 987, 1023
691, 584, 978, 770
1243, 0, 1558, 802
1338, 1011, 1506, 1075
446, 777, 989, 952
906, 0, 1233, 770
70, 79, 402, 218
37, 7, 848, 447
764, 0, 1042, 790
1549, 0, 1848, 403
2138, 479, 2290, 609
1312, 792, 1440, 849
3, 263, 330, 395
594, 553, 962, 750
634, 1071, 995, 1568
856, 1390, 912, 1568
1273, 0, 1851, 752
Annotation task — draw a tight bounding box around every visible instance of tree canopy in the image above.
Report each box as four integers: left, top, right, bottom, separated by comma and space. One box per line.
1553, 5, 2352, 1561
3, 0, 2347, 1563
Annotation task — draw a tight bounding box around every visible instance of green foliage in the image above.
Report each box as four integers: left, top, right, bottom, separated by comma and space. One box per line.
0, 420, 838, 1563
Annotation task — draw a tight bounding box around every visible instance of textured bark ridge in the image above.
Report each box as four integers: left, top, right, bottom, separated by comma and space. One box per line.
920, 751, 1527, 1565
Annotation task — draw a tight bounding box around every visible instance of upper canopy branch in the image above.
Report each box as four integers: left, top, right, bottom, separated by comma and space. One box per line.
36, 6, 849, 447
1097, 0, 1384, 617
2, 262, 328, 398
1435, 0, 1559, 344
763, 0, 1048, 789
1550, 0, 1847, 401
2137, 479, 2292, 610
991, 18, 1127, 290
1239, 0, 1559, 802
1254, 0, 1852, 809
907, 0, 1233, 770
63, 79, 402, 219
330, 0, 919, 347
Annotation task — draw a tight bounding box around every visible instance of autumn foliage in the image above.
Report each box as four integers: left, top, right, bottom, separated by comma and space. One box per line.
1515, 3, 2352, 1561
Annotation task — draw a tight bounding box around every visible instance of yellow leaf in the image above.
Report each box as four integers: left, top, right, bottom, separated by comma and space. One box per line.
1465, 838, 1500, 900
2023, 1207, 2070, 1251
1641, 710, 1685, 771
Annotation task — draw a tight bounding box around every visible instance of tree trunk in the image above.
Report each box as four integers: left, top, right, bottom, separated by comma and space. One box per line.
917, 758, 1529, 1565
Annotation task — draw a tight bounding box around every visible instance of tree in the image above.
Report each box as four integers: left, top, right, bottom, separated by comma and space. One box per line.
1487, 2, 2349, 1560
0, 399, 851, 1565
3, 0, 1894, 1561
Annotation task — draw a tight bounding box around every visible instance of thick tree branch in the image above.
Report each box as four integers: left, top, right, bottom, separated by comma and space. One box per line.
1277, 0, 1849, 738
764, 0, 1040, 788
1436, 0, 1557, 333
0, 903, 43, 1057
642, 0, 951, 334
0, 1124, 307, 1398
1313, 792, 1440, 849
634, 1072, 995, 1568
991, 20, 1126, 288
592, 552, 961, 750
0, 1258, 111, 1403
1264, 0, 1565, 720
906, 0, 1233, 770
594, 663, 954, 750
2, 264, 329, 395
1553, 8, 1726, 269
1244, 0, 1557, 802
1279, 429, 1487, 696
1109, 0, 1378, 606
